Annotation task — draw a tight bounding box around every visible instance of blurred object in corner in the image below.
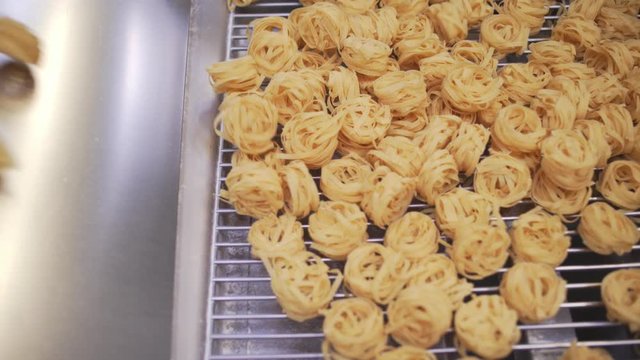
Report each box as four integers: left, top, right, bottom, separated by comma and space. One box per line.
0, 17, 40, 64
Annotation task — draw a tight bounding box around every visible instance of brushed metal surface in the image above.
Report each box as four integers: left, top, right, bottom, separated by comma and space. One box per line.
0, 1, 189, 360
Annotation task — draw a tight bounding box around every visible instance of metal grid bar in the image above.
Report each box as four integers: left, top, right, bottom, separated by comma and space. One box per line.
206, 1, 640, 359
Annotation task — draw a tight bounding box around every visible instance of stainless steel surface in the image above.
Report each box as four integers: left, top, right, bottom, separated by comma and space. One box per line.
199, 1, 640, 360
0, 1, 189, 360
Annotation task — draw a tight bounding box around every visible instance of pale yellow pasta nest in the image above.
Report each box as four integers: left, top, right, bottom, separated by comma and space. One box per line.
280, 160, 320, 218
357, 58, 401, 94
578, 202, 639, 255
376, 346, 437, 360
560, 343, 614, 360
418, 51, 458, 88
321, 297, 387, 360
500, 62, 552, 104
290, 2, 349, 51
529, 40, 577, 65
623, 67, 640, 123
247, 214, 304, 259
447, 122, 491, 176
442, 64, 502, 113
395, 13, 434, 42
551, 16, 602, 56
502, 0, 550, 35
467, 0, 493, 27
589, 103, 635, 156
435, 188, 495, 238
265, 69, 326, 125
417, 149, 460, 205
344, 243, 411, 304
360, 166, 417, 228
474, 153, 532, 208
454, 295, 521, 359
480, 14, 530, 59
426, 0, 470, 44
309, 200, 368, 260
372, 70, 428, 117
367, 136, 425, 177
327, 66, 360, 111
386, 285, 453, 348
449, 223, 511, 280
207, 56, 264, 94
247, 17, 299, 76
574, 120, 612, 169
407, 254, 474, 309
263, 251, 343, 322
531, 169, 592, 217
280, 111, 341, 169
380, 0, 429, 19
341, 36, 393, 76
500, 262, 567, 323
568, 0, 607, 20
335, 0, 378, 15
221, 162, 284, 219
532, 89, 577, 130
546, 76, 590, 120
510, 207, 570, 267
387, 110, 429, 138
413, 115, 462, 157
492, 104, 547, 154
584, 40, 634, 79
384, 212, 440, 261
393, 33, 447, 70
596, 6, 640, 41
320, 153, 373, 203
347, 7, 399, 45
601, 269, 640, 332
597, 160, 640, 210
548, 62, 597, 81
451, 40, 498, 73
425, 87, 479, 123
334, 95, 392, 156
540, 129, 597, 190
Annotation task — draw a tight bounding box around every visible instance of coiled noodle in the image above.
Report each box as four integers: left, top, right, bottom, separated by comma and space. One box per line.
510, 207, 570, 267
367, 136, 425, 177
447, 122, 491, 176
435, 187, 494, 238
474, 153, 532, 208
265, 69, 326, 125
281, 111, 341, 169
247, 214, 304, 259
221, 162, 284, 219
442, 64, 502, 113
578, 202, 639, 255
280, 160, 320, 218
207, 56, 264, 93
449, 222, 511, 280
597, 160, 640, 210
407, 254, 473, 309
335, 95, 392, 156
360, 166, 417, 228
341, 36, 393, 76
320, 153, 373, 203
309, 200, 368, 260
417, 149, 460, 205
372, 70, 428, 117
480, 14, 530, 59
601, 269, 640, 332
384, 212, 440, 261
539, 129, 597, 190
290, 2, 349, 51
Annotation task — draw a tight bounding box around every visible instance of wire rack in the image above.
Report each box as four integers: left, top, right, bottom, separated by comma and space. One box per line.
205, 1, 640, 359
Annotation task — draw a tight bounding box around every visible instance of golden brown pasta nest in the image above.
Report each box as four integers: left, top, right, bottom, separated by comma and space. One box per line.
531, 89, 577, 130
426, 0, 470, 44
531, 169, 592, 217
539, 129, 597, 191
589, 103, 635, 156
290, 2, 349, 51
221, 162, 284, 219
574, 119, 612, 168
335, 94, 392, 156
247, 17, 299, 76
340, 36, 393, 76
406, 254, 473, 310
265, 69, 326, 125
367, 136, 425, 177
280, 160, 320, 218
447, 122, 491, 176
413, 115, 462, 158
529, 40, 576, 65
207, 56, 264, 94
442, 64, 502, 113
492, 103, 547, 154
500, 62, 552, 104
480, 14, 530, 59
372, 70, 428, 117
551, 16, 602, 56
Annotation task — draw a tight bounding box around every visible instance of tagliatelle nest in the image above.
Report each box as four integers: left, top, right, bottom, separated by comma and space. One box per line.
327, 66, 360, 111
435, 187, 495, 239
413, 115, 462, 157
578, 202, 639, 255
597, 160, 640, 210
247, 17, 299, 76
531, 89, 577, 130
419, 51, 458, 88
491, 104, 547, 154
335, 95, 392, 156
589, 103, 635, 156
247, 214, 304, 259
528, 40, 577, 65
387, 110, 429, 138
417, 149, 460, 205
384, 212, 440, 261
451, 40, 498, 73
309, 200, 368, 260
207, 56, 264, 93
568, 0, 606, 20
574, 119, 612, 168
502, 0, 551, 35
442, 64, 502, 113
406, 254, 473, 310
426, 0, 470, 44
221, 162, 284, 219
510, 207, 570, 267
596, 6, 640, 41
586, 73, 628, 111
290, 2, 349, 51
372, 70, 428, 117
280, 111, 342, 169
539, 129, 597, 191
367, 136, 425, 177
551, 16, 602, 57
474, 153, 532, 208
448, 222, 511, 280
360, 166, 417, 228
447, 122, 491, 176
601, 269, 640, 333
320, 153, 373, 203
499, 62, 552, 104
280, 160, 320, 218
265, 69, 326, 125
393, 33, 447, 70
584, 40, 634, 79
548, 62, 597, 81
531, 169, 592, 217
546, 76, 590, 120
340, 36, 393, 76
380, 0, 430, 19
480, 14, 530, 59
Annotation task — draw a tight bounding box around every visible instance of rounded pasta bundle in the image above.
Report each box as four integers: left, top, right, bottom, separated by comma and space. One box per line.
586, 73, 628, 111
435, 187, 494, 238
221, 162, 284, 219
290, 2, 349, 51
510, 207, 570, 267
384, 212, 440, 261
601, 269, 640, 332
584, 40, 634, 79
426, 0, 470, 44
598, 160, 640, 210
367, 136, 425, 177
480, 14, 529, 59
502, 0, 550, 35
549, 62, 597, 81
529, 40, 576, 65
372, 70, 428, 117
367, 6, 400, 45
357, 58, 400, 94
546, 76, 590, 120
335, 0, 378, 14
467, 0, 493, 27
449, 223, 511, 280
213, 92, 277, 155
540, 129, 597, 191
395, 13, 434, 42
596, 6, 640, 41
578, 202, 639, 255
387, 285, 453, 348
344, 243, 411, 304
500, 62, 552, 104
419, 51, 458, 88
376, 346, 437, 360
394, 33, 446, 70
560, 343, 613, 360
263, 251, 343, 322
589, 103, 635, 156
500, 262, 567, 323
281, 111, 341, 169
265, 69, 326, 125
455, 295, 521, 360
574, 120, 612, 168
247, 214, 304, 259
360, 166, 417, 228
335, 95, 392, 156
407, 254, 474, 309
388, 110, 429, 138
568, 0, 606, 20
447, 122, 491, 176
531, 89, 577, 130
320, 153, 372, 203
551, 16, 601, 57
207, 56, 264, 94
327, 66, 360, 111
425, 87, 479, 123
248, 17, 299, 76
442, 64, 502, 113
492, 104, 547, 154
380, 0, 429, 18
280, 160, 320, 218
413, 115, 462, 157
417, 149, 459, 205
531, 169, 592, 217
451, 40, 497, 73
322, 297, 387, 360
341, 36, 393, 76
474, 153, 532, 208
309, 201, 368, 260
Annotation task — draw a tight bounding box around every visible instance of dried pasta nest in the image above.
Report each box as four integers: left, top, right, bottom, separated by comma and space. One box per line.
528, 40, 576, 65
598, 160, 640, 210
425, 87, 479, 123
454, 295, 521, 360
367, 136, 425, 177
292, 48, 342, 76
334, 95, 392, 156
393, 33, 447, 70
480, 14, 529, 59
586, 73, 628, 111
327, 66, 360, 111
540, 129, 597, 191
546, 76, 590, 120
213, 92, 277, 155
280, 160, 320, 218
442, 64, 502, 113
248, 17, 299, 76
574, 119, 612, 168
357, 58, 401, 94
384, 212, 440, 261
263, 251, 343, 322
419, 51, 458, 88
380, 0, 429, 19
344, 243, 411, 304
499, 62, 552, 104
207, 56, 264, 93
341, 36, 393, 76
531, 89, 577, 130
321, 297, 387, 360
376, 346, 437, 360
502, 0, 550, 35
492, 104, 546, 154
500, 262, 567, 323
584, 40, 634, 79
596, 6, 640, 41
474, 153, 532, 208
413, 115, 462, 157
447, 122, 491, 176
265, 69, 326, 125
551, 16, 602, 57
281, 111, 341, 169
309, 200, 368, 260
451, 40, 498, 73
247, 214, 304, 259
435, 187, 495, 238
386, 285, 453, 348
601, 269, 640, 332
588, 103, 635, 156
568, 0, 606, 20
407, 254, 474, 310
221, 162, 284, 219
578, 202, 639, 255
426, 0, 470, 44
372, 70, 428, 117
290, 2, 349, 51
449, 223, 511, 280
531, 169, 592, 217
510, 207, 570, 267
388, 110, 429, 138
360, 166, 417, 228
548, 62, 597, 81
320, 153, 373, 203
560, 343, 614, 360
417, 149, 460, 205
395, 12, 434, 42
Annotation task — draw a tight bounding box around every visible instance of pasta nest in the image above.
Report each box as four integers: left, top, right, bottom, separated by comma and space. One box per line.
334, 95, 392, 156
474, 153, 532, 208
279, 160, 320, 218
548, 62, 597, 82
395, 13, 434, 42
480, 14, 530, 59
426, 0, 470, 44
418, 51, 458, 88
292, 48, 342, 77
586, 73, 628, 111
499, 262, 567, 323
435, 187, 495, 238
247, 17, 299, 76
380, 0, 430, 19
407, 254, 473, 310
309, 200, 369, 260
454, 295, 521, 359
528, 40, 576, 65
425, 87, 478, 123
442, 64, 502, 113
388, 110, 429, 139
367, 136, 425, 177
372, 70, 428, 117
446, 122, 491, 176
601, 269, 640, 333
584, 40, 634, 79
320, 153, 373, 203
546, 76, 590, 120
413, 115, 462, 157
531, 169, 592, 217
500, 62, 552, 104
448, 223, 511, 280
567, 0, 606, 21
560, 343, 613, 360
502, 0, 550, 35
578, 202, 639, 255
344, 243, 412, 304
551, 16, 602, 56
510, 207, 571, 267
492, 103, 547, 154
596, 7, 640, 41
531, 89, 577, 130
574, 119, 612, 168
357, 58, 401, 94
393, 33, 447, 70
280, 111, 342, 169
540, 129, 597, 191
360, 166, 417, 228
376, 346, 437, 360
340, 36, 393, 76
597, 160, 640, 210
220, 162, 284, 219
265, 69, 326, 125
384, 212, 440, 261
247, 214, 304, 259
327, 66, 360, 111
347, 7, 399, 45
589, 103, 635, 156
207, 56, 264, 94
417, 149, 460, 205
451, 40, 498, 73
290, 2, 349, 51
